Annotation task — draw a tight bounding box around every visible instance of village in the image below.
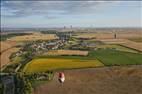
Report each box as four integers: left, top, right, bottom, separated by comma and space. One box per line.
1, 1, 142, 94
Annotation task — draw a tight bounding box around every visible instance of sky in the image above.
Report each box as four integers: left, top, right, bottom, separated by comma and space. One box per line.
1, 1, 142, 28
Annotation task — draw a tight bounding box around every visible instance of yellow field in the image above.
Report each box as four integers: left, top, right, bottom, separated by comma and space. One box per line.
46, 50, 88, 56
9, 33, 58, 41
23, 58, 104, 74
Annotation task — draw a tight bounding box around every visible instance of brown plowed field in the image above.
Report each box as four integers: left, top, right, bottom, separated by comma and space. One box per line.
33, 65, 142, 94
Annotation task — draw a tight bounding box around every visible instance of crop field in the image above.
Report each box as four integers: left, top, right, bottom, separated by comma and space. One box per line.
74, 33, 96, 39
34, 65, 142, 94
120, 40, 142, 52
99, 39, 142, 52
46, 50, 88, 56
0, 40, 20, 68
9, 33, 58, 41
90, 49, 142, 66
0, 47, 20, 68
74, 32, 142, 39
96, 44, 139, 53
0, 41, 17, 53
23, 58, 104, 74
23, 48, 142, 74
128, 38, 142, 43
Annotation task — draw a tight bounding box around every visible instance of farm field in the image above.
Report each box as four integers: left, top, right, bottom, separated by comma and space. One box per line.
74, 32, 142, 39
0, 41, 17, 53
0, 47, 20, 69
9, 33, 58, 41
128, 38, 142, 43
120, 40, 142, 52
0, 40, 20, 68
46, 50, 88, 56
96, 44, 139, 53
90, 49, 142, 66
23, 58, 104, 74
23, 48, 142, 74
99, 39, 142, 52
33, 65, 142, 94
74, 33, 96, 39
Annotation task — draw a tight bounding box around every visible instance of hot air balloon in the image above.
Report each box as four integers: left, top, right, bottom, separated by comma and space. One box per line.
58, 72, 65, 83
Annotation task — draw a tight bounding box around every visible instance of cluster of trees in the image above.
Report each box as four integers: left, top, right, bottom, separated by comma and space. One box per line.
0, 33, 32, 41
40, 30, 58, 34
2, 63, 20, 73
0, 73, 32, 94
14, 73, 32, 94
26, 71, 53, 83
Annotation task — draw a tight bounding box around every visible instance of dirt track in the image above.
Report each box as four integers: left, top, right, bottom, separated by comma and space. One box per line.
33, 65, 142, 94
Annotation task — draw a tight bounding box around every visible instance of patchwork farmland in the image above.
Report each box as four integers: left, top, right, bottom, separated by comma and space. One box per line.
1, 28, 142, 94
23, 49, 142, 74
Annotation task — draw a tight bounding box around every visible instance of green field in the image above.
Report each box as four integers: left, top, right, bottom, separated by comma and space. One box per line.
90, 49, 142, 66
23, 58, 103, 74
23, 48, 142, 74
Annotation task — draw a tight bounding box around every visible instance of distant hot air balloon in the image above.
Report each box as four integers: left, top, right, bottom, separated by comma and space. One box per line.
58, 72, 65, 83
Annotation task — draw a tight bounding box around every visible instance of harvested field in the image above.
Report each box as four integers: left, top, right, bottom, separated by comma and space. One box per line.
0, 40, 19, 68
9, 33, 58, 41
128, 38, 142, 43
98, 39, 126, 44
74, 33, 96, 39
120, 40, 142, 52
95, 32, 142, 39
95, 33, 115, 39
99, 39, 142, 52
0, 47, 19, 69
23, 58, 103, 74
75, 31, 142, 39
0, 41, 17, 53
33, 65, 142, 94
46, 50, 88, 56
96, 44, 139, 53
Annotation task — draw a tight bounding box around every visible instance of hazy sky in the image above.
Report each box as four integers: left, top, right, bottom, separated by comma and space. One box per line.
1, 1, 142, 28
